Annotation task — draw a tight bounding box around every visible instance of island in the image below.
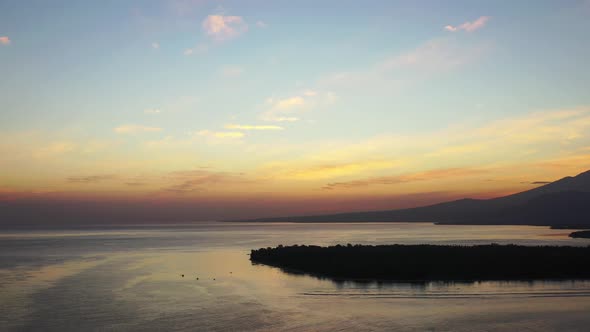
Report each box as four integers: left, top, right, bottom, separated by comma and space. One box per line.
250, 244, 590, 281
570, 230, 590, 239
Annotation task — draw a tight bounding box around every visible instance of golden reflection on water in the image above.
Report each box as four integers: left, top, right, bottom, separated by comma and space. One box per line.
1, 223, 590, 331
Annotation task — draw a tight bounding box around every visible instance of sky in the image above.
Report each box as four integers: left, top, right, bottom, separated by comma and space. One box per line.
1, 0, 590, 222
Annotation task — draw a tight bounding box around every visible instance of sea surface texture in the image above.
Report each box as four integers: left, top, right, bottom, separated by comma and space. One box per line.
1, 222, 589, 331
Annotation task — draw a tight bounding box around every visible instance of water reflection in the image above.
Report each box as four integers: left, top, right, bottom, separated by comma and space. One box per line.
1, 222, 590, 331
251, 258, 590, 297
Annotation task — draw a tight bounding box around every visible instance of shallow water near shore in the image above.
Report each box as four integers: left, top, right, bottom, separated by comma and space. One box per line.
1, 222, 590, 331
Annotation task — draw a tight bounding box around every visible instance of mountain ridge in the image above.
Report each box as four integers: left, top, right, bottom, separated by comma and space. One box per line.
235, 170, 590, 226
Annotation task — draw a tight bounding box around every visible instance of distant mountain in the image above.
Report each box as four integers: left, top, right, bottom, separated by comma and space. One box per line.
491, 169, 590, 206
237, 170, 590, 226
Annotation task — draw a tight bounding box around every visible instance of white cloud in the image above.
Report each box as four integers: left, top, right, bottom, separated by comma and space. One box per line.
224, 124, 283, 131
274, 96, 305, 110
271, 117, 299, 122
256, 21, 268, 28
220, 65, 244, 77
144, 109, 161, 114
319, 37, 489, 92
184, 43, 208, 56
202, 15, 248, 41
261, 91, 337, 122
114, 125, 162, 134
445, 16, 490, 32
0, 36, 10, 45
261, 96, 306, 122
325, 92, 338, 105
145, 127, 246, 148
151, 42, 160, 49
378, 39, 472, 71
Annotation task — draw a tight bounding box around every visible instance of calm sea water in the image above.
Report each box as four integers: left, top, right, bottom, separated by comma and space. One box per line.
1, 222, 590, 332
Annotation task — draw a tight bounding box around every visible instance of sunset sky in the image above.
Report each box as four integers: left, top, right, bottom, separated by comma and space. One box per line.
1, 0, 590, 221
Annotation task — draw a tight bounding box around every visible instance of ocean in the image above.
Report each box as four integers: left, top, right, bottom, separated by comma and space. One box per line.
1, 222, 589, 331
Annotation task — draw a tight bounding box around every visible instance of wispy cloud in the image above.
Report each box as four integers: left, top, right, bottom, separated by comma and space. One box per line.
320, 37, 489, 92
266, 117, 299, 122
147, 124, 277, 149
125, 182, 147, 187
114, 125, 162, 134
256, 106, 590, 192
0, 36, 10, 45
273, 96, 305, 109
184, 43, 208, 56
151, 42, 160, 49
260, 91, 335, 122
261, 96, 306, 122
144, 108, 161, 114
202, 15, 248, 41
33, 142, 77, 158
445, 16, 491, 32
224, 124, 283, 131
256, 21, 268, 28
197, 130, 244, 138
220, 65, 244, 77
530, 181, 552, 185
323, 168, 488, 190
378, 38, 486, 73
67, 175, 117, 184
163, 169, 251, 194
274, 160, 401, 181
168, 0, 208, 16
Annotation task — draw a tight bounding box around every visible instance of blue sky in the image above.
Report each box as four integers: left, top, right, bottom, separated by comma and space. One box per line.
1, 1, 590, 217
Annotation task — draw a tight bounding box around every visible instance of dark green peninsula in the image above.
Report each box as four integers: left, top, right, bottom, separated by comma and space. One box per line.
251, 244, 590, 281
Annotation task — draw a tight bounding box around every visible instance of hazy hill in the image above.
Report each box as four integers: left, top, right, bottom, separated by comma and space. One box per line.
238, 170, 590, 226
491, 169, 590, 206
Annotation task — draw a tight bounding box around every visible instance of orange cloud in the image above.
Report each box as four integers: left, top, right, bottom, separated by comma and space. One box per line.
0, 36, 10, 45
202, 15, 248, 41
273, 160, 401, 181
